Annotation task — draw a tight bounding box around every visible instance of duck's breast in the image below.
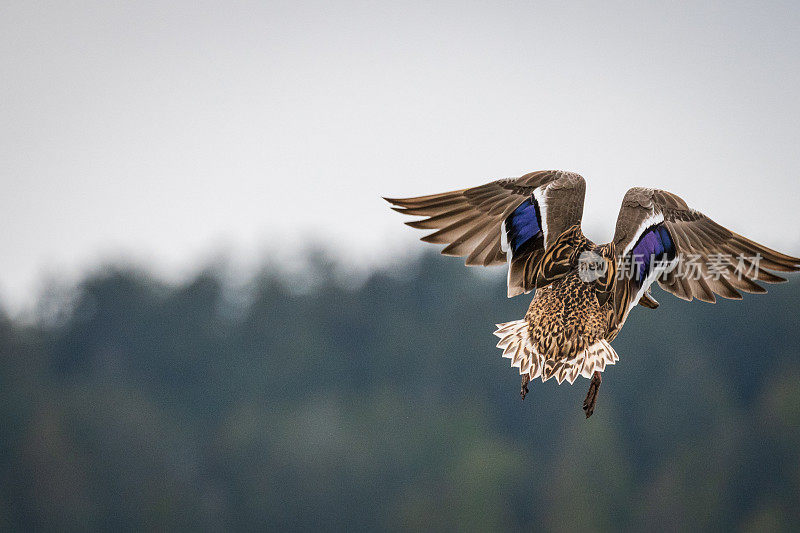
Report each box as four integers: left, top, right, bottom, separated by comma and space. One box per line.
525, 272, 609, 360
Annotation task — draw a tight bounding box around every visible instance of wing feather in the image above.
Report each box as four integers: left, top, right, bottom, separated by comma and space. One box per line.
385, 170, 586, 296
613, 187, 799, 319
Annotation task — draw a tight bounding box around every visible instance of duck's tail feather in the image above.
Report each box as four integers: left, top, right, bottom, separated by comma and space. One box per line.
541, 339, 619, 384
493, 322, 619, 385
494, 320, 544, 380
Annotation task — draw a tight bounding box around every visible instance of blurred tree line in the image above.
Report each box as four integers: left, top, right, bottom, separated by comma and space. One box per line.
1, 251, 799, 531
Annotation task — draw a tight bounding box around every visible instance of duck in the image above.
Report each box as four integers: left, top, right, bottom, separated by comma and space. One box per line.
384, 170, 800, 417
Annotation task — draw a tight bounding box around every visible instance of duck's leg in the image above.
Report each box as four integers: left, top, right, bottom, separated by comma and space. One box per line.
520, 374, 530, 400
582, 371, 602, 418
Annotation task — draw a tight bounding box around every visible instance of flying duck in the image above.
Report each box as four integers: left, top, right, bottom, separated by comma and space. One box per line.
384, 170, 800, 417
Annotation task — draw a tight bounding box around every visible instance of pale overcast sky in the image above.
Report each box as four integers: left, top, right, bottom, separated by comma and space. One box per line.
2, 1, 799, 313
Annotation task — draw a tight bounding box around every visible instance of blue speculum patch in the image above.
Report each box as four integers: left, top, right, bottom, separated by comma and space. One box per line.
631, 224, 676, 284
505, 198, 542, 254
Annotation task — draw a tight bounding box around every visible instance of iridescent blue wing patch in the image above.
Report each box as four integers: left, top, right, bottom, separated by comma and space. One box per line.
503, 198, 543, 255
630, 224, 676, 285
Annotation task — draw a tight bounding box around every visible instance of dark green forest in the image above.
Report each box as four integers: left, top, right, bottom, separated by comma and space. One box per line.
1, 252, 799, 531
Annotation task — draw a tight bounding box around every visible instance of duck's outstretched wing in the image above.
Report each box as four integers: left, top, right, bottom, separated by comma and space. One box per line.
611, 187, 800, 323
384, 170, 586, 297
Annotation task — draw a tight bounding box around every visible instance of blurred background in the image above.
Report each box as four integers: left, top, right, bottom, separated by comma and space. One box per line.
2, 1, 800, 531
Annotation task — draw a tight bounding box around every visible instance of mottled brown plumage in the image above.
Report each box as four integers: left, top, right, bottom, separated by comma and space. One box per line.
385, 170, 800, 417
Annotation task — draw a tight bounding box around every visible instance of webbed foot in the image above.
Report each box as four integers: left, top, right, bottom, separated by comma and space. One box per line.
520, 374, 530, 400
582, 370, 602, 418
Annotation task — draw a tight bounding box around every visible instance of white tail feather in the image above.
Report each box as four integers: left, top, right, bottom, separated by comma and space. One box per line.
493, 321, 619, 385
494, 320, 544, 380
